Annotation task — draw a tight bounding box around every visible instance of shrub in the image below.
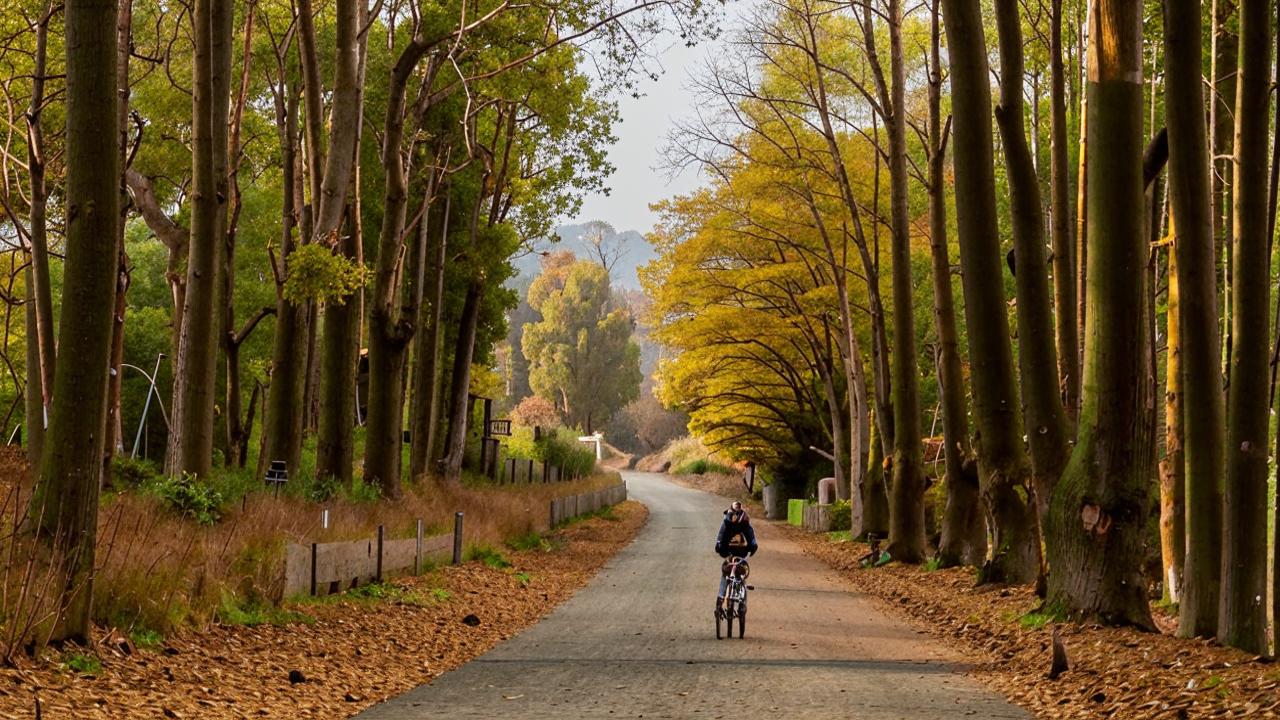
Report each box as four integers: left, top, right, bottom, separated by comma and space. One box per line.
465, 544, 512, 569
829, 499, 852, 532
149, 473, 224, 525
673, 458, 735, 476
110, 456, 159, 489
504, 426, 596, 478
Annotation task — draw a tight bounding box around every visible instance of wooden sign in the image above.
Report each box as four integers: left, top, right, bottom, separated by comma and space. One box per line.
487, 419, 512, 437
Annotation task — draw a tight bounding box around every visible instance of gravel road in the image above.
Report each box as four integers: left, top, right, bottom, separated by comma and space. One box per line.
355, 471, 1029, 719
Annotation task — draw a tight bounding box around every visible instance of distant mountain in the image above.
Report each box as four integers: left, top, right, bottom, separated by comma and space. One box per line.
510, 222, 657, 291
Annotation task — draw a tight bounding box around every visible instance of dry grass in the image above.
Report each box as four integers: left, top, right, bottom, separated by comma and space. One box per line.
0, 446, 621, 649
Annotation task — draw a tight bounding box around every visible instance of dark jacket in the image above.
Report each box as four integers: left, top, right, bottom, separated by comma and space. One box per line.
715, 510, 758, 557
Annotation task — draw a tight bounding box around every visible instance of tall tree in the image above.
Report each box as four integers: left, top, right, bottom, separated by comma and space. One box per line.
1159, 234, 1185, 604
29, 0, 119, 643
312, 0, 368, 483
927, 0, 983, 568
1162, 0, 1225, 639
940, 0, 1038, 584
166, 0, 232, 478
1218, 0, 1271, 654
993, 0, 1071, 513
1046, 0, 1154, 628
1049, 0, 1079, 415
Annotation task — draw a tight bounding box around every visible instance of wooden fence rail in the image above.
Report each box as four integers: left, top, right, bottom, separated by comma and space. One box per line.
548, 482, 628, 527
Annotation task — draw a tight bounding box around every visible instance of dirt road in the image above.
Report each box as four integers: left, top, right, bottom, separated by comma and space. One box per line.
355, 472, 1029, 719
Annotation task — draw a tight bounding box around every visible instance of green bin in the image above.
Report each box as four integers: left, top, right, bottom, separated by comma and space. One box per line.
787, 499, 807, 526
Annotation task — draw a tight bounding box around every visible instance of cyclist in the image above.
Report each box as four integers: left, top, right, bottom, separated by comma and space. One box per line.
714, 501, 757, 616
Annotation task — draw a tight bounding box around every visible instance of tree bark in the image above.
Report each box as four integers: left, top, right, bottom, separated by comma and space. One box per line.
1218, 0, 1270, 654
442, 280, 485, 481
409, 189, 450, 479
312, 0, 368, 483
166, 0, 231, 478
928, 0, 983, 569
30, 0, 119, 643
24, 269, 44, 467
260, 76, 306, 479
1162, 0, 1226, 640
861, 409, 890, 536
25, 2, 58, 442
1045, 0, 1154, 629
1159, 234, 1185, 604
874, 0, 926, 565
1210, 0, 1238, 376
124, 170, 188, 349
1049, 0, 1079, 418
940, 0, 1038, 585
102, 0, 134, 481
363, 43, 440, 496
994, 0, 1072, 519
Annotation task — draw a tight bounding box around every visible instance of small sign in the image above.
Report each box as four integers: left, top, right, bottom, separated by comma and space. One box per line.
487, 419, 512, 437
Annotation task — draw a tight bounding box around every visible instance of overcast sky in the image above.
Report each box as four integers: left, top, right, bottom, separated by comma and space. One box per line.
568, 7, 746, 235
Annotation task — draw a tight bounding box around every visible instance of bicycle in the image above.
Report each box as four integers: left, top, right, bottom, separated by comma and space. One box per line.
715, 555, 752, 639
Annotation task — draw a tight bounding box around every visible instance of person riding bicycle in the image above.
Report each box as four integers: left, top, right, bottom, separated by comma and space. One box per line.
714, 501, 757, 616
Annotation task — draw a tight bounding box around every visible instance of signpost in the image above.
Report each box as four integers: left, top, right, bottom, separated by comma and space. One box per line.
487, 419, 512, 436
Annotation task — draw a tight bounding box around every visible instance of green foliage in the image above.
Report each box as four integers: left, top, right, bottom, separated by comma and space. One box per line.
129, 628, 165, 649
1019, 611, 1054, 630
63, 652, 102, 676
282, 244, 367, 306
523, 256, 642, 433
673, 458, 735, 476
217, 592, 314, 627
504, 426, 596, 477
507, 530, 553, 552
829, 499, 853, 532
344, 477, 383, 504
465, 545, 512, 569
111, 456, 160, 489
514, 572, 532, 587
149, 473, 224, 525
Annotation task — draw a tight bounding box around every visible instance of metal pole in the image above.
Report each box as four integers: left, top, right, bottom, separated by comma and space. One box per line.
130, 353, 165, 458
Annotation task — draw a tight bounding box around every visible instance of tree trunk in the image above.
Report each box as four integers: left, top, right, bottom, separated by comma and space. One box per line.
312, 0, 367, 483
994, 0, 1071, 517
1045, 0, 1154, 629
102, 0, 134, 482
167, 0, 231, 478
879, 0, 926, 564
1210, 0, 1238, 376
409, 190, 450, 479
24, 269, 44, 467
1218, 0, 1270, 654
260, 80, 306, 479
1162, 0, 1225, 640
1049, 0, 1079, 418
25, 3, 58, 440
442, 281, 485, 481
940, 0, 1038, 585
1159, 235, 1185, 604
315, 215, 361, 483
861, 410, 890, 536
928, 0, 983, 569
30, 0, 119, 643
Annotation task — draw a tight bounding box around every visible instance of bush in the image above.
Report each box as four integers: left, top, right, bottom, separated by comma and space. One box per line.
504, 426, 595, 478
149, 473, 224, 525
829, 499, 852, 532
673, 458, 735, 476
111, 456, 159, 489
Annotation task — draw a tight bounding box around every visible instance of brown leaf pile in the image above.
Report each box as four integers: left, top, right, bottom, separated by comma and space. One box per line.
0, 501, 647, 719
784, 526, 1280, 719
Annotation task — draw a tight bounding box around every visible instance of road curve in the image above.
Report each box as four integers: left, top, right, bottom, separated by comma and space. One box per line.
355, 471, 1029, 719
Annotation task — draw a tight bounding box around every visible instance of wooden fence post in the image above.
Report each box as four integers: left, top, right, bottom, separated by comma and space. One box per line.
453, 512, 464, 565
310, 542, 318, 596
376, 525, 384, 583
415, 518, 424, 575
